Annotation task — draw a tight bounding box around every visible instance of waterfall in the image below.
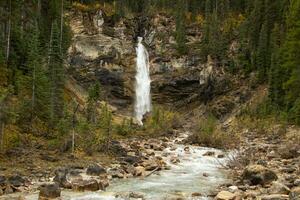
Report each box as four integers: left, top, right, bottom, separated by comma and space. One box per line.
134, 37, 151, 125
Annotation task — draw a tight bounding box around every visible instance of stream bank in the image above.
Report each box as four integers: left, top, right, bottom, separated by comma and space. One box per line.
0, 132, 230, 200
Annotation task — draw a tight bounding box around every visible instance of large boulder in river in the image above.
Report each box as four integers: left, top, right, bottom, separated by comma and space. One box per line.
38, 184, 61, 200
289, 186, 300, 200
53, 168, 71, 189
215, 191, 236, 200
242, 165, 277, 185
86, 164, 106, 176
71, 179, 99, 192
8, 175, 28, 187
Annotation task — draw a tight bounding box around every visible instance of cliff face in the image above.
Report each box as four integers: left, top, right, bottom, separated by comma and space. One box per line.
67, 9, 233, 113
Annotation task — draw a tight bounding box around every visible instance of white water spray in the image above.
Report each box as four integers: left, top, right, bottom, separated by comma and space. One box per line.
134, 37, 151, 125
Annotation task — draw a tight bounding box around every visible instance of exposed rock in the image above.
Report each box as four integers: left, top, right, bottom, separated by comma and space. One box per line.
228, 186, 238, 193
142, 160, 159, 171
170, 156, 180, 164
71, 179, 99, 192
203, 151, 215, 157
215, 191, 236, 200
191, 192, 202, 197
98, 179, 109, 190
268, 181, 290, 195
279, 145, 300, 159
294, 179, 300, 186
0, 176, 6, 186
4, 185, 14, 194
289, 186, 300, 200
259, 194, 289, 200
38, 184, 61, 200
134, 166, 146, 176
53, 168, 71, 189
242, 165, 277, 185
86, 164, 106, 176
8, 175, 27, 187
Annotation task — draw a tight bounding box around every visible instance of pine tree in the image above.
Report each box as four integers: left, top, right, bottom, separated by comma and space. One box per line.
175, 0, 187, 55
281, 0, 300, 123
49, 21, 65, 125
25, 23, 50, 120
86, 82, 101, 124
256, 22, 269, 82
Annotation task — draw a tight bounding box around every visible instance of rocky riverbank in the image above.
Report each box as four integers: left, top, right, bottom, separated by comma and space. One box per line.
0, 132, 230, 200
214, 126, 300, 200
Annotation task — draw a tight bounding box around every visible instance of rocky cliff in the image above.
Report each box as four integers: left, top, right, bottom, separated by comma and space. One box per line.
66, 8, 240, 116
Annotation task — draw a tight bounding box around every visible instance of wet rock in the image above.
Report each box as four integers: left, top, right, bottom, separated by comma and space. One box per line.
0, 187, 3, 195
289, 186, 300, 200
134, 166, 145, 176
242, 165, 277, 185
123, 155, 140, 165
228, 186, 238, 193
4, 185, 14, 194
217, 154, 225, 158
203, 151, 215, 157
170, 156, 180, 164
98, 179, 109, 190
53, 168, 71, 189
38, 184, 61, 200
129, 192, 144, 199
72, 179, 99, 192
8, 175, 27, 187
191, 192, 202, 197
110, 169, 125, 179
259, 194, 289, 200
184, 146, 190, 152
203, 173, 209, 177
143, 160, 159, 171
215, 191, 236, 200
0, 176, 6, 186
268, 181, 290, 195
279, 145, 300, 159
294, 179, 300, 186
86, 164, 106, 176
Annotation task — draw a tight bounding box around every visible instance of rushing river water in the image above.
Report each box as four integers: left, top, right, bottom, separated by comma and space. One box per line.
0, 133, 228, 200
21, 134, 228, 200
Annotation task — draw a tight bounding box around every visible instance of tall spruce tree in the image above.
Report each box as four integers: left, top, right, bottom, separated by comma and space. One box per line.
175, 0, 187, 55
49, 21, 65, 125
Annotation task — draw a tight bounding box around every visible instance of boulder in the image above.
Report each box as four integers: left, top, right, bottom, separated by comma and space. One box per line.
134, 166, 146, 176
86, 164, 106, 176
242, 165, 277, 185
170, 156, 180, 164
203, 151, 215, 157
98, 179, 109, 190
228, 186, 238, 193
38, 184, 61, 200
4, 185, 13, 194
71, 179, 99, 192
8, 175, 27, 187
53, 168, 71, 189
0, 176, 6, 186
259, 194, 289, 200
289, 186, 300, 200
215, 191, 236, 200
143, 160, 159, 171
268, 181, 290, 195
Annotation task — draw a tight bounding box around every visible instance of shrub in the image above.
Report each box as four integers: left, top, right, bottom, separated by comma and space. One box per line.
188, 115, 233, 149
144, 106, 180, 135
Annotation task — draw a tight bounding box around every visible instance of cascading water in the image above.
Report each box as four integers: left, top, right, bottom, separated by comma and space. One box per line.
134, 37, 151, 125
